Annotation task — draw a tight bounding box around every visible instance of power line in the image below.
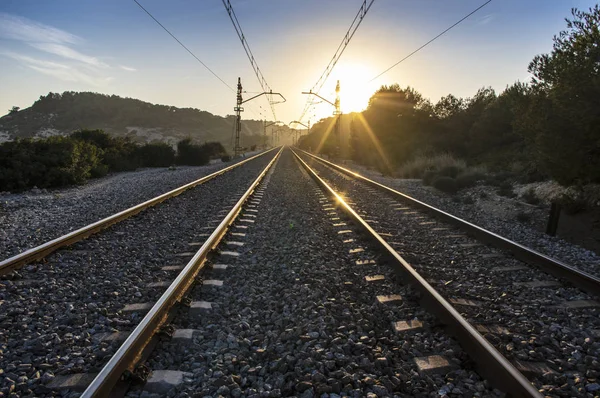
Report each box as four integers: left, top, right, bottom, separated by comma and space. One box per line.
369, 0, 492, 82
310, 0, 375, 95
221, 0, 278, 120
132, 0, 265, 119
298, 0, 375, 123
133, 0, 234, 91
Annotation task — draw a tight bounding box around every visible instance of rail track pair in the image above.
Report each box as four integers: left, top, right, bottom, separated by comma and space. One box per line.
1, 147, 598, 397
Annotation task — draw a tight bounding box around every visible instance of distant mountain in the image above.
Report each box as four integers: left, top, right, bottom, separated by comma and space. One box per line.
0, 91, 287, 149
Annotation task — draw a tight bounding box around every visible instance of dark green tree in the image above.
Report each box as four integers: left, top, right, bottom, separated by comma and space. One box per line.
176, 138, 209, 166
522, 6, 600, 184
137, 143, 176, 167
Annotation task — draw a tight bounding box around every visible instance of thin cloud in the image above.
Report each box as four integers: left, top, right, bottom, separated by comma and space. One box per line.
0, 13, 129, 86
1, 51, 112, 87
27, 63, 113, 87
30, 43, 109, 68
119, 65, 137, 72
0, 12, 81, 44
477, 14, 495, 25
1, 51, 70, 70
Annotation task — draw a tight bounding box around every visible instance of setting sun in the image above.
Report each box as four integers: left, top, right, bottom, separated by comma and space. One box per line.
308, 62, 379, 122
333, 63, 377, 113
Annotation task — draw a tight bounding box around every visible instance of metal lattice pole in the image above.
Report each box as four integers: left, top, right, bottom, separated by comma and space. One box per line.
334, 80, 341, 158
234, 77, 244, 157
263, 119, 267, 149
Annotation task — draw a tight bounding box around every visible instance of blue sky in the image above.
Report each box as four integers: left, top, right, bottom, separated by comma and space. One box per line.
0, 0, 597, 124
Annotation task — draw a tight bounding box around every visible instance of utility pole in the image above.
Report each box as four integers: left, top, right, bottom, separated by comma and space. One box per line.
334, 80, 341, 158
290, 120, 311, 146
234, 77, 244, 157
263, 121, 281, 148
274, 128, 285, 146
302, 81, 342, 158
233, 81, 286, 154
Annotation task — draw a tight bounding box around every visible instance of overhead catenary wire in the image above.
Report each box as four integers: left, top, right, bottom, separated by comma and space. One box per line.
309, 0, 375, 95
133, 0, 234, 91
298, 0, 375, 124
369, 0, 492, 82
132, 0, 265, 119
221, 0, 279, 121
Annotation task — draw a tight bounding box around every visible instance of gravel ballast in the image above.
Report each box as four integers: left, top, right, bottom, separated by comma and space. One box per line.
131, 150, 499, 398
0, 152, 270, 259
0, 152, 276, 397
325, 158, 600, 278
301, 153, 600, 397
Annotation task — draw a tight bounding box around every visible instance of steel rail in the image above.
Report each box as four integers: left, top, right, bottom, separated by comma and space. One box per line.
82, 147, 283, 397
0, 149, 277, 276
296, 149, 600, 297
291, 148, 541, 397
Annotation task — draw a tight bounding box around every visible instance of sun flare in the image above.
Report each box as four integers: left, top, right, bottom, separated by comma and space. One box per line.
333, 63, 375, 113
310, 63, 377, 122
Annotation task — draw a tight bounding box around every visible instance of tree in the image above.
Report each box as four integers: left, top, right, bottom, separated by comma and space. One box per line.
8, 106, 19, 114
360, 85, 435, 169
522, 6, 600, 184
176, 138, 209, 166
468, 83, 530, 165
433, 94, 464, 119
137, 143, 176, 167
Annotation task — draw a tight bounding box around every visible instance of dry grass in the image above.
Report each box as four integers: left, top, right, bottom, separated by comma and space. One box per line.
398, 153, 467, 178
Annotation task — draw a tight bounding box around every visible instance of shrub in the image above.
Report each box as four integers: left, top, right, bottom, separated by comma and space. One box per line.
487, 171, 515, 187
497, 181, 516, 198
199, 141, 227, 158
176, 138, 209, 166
137, 143, 176, 167
422, 170, 437, 186
71, 129, 113, 148
517, 169, 546, 184
90, 163, 109, 178
438, 165, 461, 178
432, 176, 458, 194
456, 172, 480, 189
0, 137, 102, 191
221, 154, 231, 162
72, 129, 140, 171
399, 153, 466, 178
521, 188, 541, 205
103, 146, 139, 171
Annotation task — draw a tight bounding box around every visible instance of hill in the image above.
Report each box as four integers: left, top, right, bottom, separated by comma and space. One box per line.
0, 91, 278, 149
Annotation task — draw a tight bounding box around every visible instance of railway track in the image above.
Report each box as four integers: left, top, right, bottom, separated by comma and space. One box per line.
0, 149, 280, 396
294, 149, 600, 397
0, 149, 277, 275
1, 147, 598, 397
87, 149, 502, 397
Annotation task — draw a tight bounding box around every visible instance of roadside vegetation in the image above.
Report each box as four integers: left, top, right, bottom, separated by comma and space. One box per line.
299, 6, 600, 203
0, 129, 228, 192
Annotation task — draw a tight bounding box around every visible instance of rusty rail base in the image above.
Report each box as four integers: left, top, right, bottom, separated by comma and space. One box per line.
0, 148, 278, 276
291, 149, 542, 398
81, 147, 283, 398
296, 148, 600, 297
